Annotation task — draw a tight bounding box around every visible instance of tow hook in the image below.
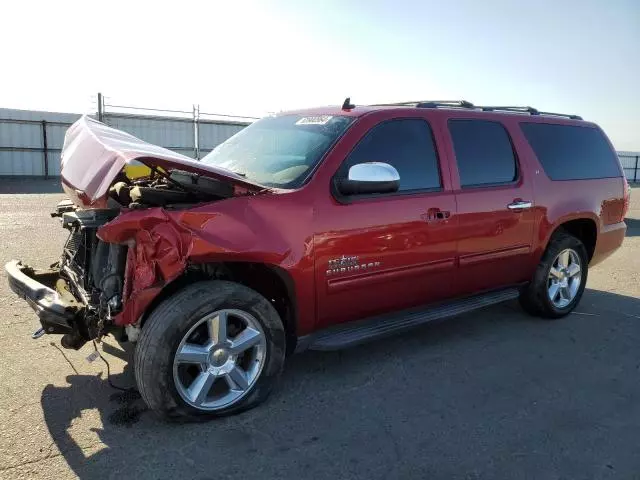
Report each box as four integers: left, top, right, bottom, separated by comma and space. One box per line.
32, 326, 89, 350
31, 327, 45, 339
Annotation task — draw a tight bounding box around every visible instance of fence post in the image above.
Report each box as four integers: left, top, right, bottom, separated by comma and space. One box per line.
635, 156, 639, 183
193, 104, 200, 159
97, 92, 104, 122
41, 120, 49, 179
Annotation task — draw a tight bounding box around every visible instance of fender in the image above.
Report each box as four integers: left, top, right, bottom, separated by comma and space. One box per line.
97, 193, 315, 329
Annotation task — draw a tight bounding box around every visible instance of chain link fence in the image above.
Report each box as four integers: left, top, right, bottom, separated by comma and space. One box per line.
98, 93, 257, 161
619, 154, 640, 183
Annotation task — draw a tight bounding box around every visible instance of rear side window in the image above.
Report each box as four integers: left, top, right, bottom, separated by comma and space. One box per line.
520, 123, 620, 180
448, 120, 517, 187
342, 119, 441, 191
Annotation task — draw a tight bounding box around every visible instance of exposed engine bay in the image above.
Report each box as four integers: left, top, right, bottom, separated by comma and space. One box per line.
52, 203, 124, 347
108, 169, 235, 208
50, 169, 237, 349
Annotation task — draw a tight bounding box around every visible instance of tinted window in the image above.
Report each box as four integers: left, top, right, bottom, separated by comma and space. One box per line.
449, 120, 517, 187
342, 119, 441, 191
520, 123, 620, 180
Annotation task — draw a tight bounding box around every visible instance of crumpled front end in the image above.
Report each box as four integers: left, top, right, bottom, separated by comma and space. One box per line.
98, 208, 195, 326
5, 116, 286, 349
5, 201, 126, 348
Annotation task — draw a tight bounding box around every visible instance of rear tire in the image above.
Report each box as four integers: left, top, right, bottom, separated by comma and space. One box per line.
519, 230, 588, 319
134, 280, 285, 421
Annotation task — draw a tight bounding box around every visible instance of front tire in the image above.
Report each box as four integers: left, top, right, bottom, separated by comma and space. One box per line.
519, 230, 588, 319
134, 280, 285, 421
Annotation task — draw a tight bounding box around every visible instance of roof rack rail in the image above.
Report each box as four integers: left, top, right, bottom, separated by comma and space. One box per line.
480, 105, 582, 120
371, 100, 475, 109
481, 106, 538, 114
416, 100, 475, 109
536, 110, 583, 120
368, 100, 583, 120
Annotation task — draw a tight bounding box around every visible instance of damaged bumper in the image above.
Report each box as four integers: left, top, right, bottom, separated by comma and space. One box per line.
5, 260, 83, 335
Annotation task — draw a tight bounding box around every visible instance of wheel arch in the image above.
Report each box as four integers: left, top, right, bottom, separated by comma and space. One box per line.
140, 261, 299, 354
541, 215, 598, 262
556, 218, 598, 262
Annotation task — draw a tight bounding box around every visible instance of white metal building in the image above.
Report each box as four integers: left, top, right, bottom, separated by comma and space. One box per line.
0, 108, 250, 177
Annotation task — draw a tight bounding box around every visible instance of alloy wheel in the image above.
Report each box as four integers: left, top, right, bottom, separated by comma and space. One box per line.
172, 309, 267, 411
547, 248, 582, 308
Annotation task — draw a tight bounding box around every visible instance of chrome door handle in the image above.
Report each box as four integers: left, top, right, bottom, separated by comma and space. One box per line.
507, 200, 533, 210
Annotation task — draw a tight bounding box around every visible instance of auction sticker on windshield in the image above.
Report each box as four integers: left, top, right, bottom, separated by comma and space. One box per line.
295, 115, 333, 125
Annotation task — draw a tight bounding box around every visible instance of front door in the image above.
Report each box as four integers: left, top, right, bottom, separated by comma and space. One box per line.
313, 117, 458, 328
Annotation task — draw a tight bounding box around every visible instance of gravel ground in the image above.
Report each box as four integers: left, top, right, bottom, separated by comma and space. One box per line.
0, 180, 639, 480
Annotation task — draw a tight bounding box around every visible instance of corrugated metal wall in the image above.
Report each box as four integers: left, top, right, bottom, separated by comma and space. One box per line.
0, 108, 81, 176
103, 113, 246, 159
0, 108, 249, 176
198, 121, 247, 157
0, 122, 44, 175
104, 113, 196, 158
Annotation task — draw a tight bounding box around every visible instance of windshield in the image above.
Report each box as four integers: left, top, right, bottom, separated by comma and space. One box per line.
201, 114, 355, 188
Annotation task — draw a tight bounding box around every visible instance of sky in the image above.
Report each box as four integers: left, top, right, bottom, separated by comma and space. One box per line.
1, 0, 638, 150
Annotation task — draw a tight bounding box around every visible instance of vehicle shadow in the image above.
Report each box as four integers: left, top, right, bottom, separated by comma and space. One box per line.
0, 178, 63, 194
625, 217, 640, 237
42, 288, 640, 479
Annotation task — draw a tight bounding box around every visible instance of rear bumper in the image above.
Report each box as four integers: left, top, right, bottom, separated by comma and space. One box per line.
591, 221, 627, 267
5, 260, 81, 334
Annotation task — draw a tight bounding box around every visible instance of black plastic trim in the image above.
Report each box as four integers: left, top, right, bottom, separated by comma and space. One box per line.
296, 287, 520, 352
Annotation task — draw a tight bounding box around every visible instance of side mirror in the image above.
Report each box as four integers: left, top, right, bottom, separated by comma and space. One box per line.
337, 162, 400, 196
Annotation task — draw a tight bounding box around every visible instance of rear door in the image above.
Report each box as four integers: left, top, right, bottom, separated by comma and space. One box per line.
313, 114, 458, 328
443, 117, 536, 294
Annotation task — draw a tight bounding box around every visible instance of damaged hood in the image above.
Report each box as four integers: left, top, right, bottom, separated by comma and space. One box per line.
60, 115, 265, 207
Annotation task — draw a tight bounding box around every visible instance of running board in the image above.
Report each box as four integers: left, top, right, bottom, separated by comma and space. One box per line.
302, 288, 520, 351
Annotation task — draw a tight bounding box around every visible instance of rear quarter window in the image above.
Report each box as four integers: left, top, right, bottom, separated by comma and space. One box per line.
520, 123, 620, 180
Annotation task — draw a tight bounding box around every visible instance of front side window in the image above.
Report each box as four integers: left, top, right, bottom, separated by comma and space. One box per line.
201, 114, 354, 188
449, 119, 517, 187
340, 118, 441, 192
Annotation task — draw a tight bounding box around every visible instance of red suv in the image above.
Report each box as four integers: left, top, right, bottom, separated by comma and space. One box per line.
6, 100, 629, 420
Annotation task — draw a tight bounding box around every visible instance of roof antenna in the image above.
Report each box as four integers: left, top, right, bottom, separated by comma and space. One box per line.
342, 97, 355, 110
